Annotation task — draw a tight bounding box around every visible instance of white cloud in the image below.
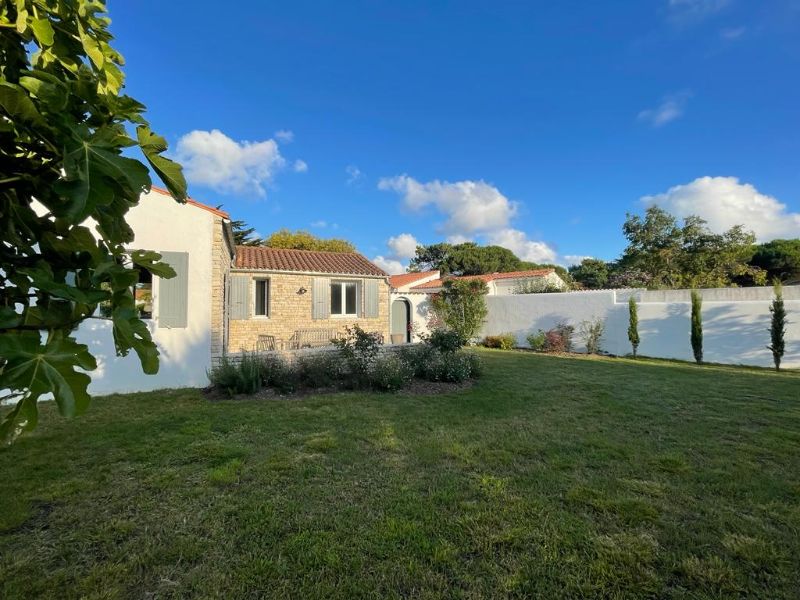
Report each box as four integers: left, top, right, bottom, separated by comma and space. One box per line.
293, 159, 308, 173
642, 176, 800, 242
176, 129, 287, 197
387, 233, 419, 260
720, 26, 746, 40
668, 0, 729, 23
274, 129, 294, 143
486, 228, 557, 264
563, 255, 594, 266
638, 92, 691, 127
311, 220, 327, 228
346, 165, 363, 185
378, 175, 518, 237
372, 255, 406, 275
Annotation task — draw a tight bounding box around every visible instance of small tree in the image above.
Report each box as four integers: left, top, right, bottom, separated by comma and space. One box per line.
690, 290, 703, 364
578, 318, 605, 354
1, 1, 186, 443
768, 280, 787, 371
627, 296, 640, 357
429, 279, 488, 341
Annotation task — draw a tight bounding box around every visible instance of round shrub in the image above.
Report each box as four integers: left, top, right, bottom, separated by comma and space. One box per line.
370, 354, 414, 392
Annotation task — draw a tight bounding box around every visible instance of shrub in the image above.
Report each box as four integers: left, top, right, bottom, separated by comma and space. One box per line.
578, 318, 605, 354
207, 353, 262, 396
426, 329, 466, 353
690, 290, 703, 364
526, 330, 547, 351
628, 296, 640, 357
482, 333, 515, 350
296, 351, 343, 388
464, 351, 483, 378
370, 354, 414, 392
421, 351, 468, 382
332, 325, 382, 388
429, 279, 489, 341
527, 322, 576, 353
768, 280, 787, 371
398, 344, 435, 378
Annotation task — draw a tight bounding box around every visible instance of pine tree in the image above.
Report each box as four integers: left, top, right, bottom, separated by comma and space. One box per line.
628, 296, 640, 357
768, 281, 787, 371
690, 290, 703, 364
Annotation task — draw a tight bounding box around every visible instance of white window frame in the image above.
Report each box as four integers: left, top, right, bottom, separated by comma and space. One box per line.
330, 280, 359, 317
253, 277, 270, 318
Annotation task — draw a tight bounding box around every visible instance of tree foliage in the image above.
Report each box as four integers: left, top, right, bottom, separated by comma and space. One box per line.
690, 290, 703, 364
768, 281, 787, 371
230, 219, 262, 246
627, 296, 640, 357
409, 242, 570, 284
621, 207, 764, 289
749, 239, 800, 284
569, 258, 610, 289
429, 279, 488, 341
0, 0, 186, 443
263, 228, 356, 253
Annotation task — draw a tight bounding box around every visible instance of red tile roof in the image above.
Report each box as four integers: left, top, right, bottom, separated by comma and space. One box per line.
388, 270, 439, 289
411, 269, 555, 290
235, 246, 388, 276
149, 185, 230, 219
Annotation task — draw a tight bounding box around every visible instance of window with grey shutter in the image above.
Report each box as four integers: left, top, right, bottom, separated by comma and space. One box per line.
158, 251, 188, 328
229, 275, 250, 320
365, 279, 379, 318
312, 277, 330, 319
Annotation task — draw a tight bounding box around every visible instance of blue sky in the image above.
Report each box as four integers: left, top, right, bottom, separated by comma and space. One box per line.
110, 0, 800, 272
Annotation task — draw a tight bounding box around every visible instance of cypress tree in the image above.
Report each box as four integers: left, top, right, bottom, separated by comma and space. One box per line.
768, 281, 787, 371
628, 296, 640, 357
690, 290, 703, 364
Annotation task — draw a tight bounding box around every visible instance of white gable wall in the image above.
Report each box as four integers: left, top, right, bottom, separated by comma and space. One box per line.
74, 191, 217, 394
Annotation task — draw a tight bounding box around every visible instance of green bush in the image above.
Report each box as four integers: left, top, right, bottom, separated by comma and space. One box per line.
419, 350, 478, 383
526, 330, 547, 351
397, 344, 435, 378
425, 329, 466, 353
482, 333, 515, 350
464, 351, 483, 378
207, 353, 262, 396
578, 317, 605, 354
333, 325, 382, 388
370, 354, 414, 392
296, 351, 343, 388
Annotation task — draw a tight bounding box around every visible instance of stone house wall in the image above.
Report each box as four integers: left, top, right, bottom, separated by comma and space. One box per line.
228, 271, 390, 352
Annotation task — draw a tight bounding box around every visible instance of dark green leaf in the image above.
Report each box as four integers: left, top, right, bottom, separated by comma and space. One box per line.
137, 125, 187, 201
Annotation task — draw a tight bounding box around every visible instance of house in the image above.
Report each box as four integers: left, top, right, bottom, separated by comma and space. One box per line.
389, 268, 567, 342
74, 186, 235, 394
227, 246, 390, 351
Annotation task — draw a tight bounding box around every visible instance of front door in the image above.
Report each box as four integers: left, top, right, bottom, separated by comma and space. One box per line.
391, 299, 410, 343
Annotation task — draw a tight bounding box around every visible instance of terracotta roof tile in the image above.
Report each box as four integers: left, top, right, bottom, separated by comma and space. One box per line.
388, 271, 439, 288
235, 246, 388, 276
411, 269, 555, 290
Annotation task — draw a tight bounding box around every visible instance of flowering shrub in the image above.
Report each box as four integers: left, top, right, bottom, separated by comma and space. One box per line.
370, 354, 415, 391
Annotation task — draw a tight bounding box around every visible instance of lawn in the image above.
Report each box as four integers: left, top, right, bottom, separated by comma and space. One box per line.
1, 351, 799, 599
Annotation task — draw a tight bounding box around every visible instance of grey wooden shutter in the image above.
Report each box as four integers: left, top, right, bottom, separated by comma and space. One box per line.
229, 275, 250, 320
312, 277, 330, 319
158, 251, 189, 328
365, 279, 379, 318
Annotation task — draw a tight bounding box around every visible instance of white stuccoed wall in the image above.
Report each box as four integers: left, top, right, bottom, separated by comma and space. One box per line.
73, 192, 217, 394
481, 286, 800, 369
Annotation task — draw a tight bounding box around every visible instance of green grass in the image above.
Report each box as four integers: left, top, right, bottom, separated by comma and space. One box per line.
2, 351, 799, 599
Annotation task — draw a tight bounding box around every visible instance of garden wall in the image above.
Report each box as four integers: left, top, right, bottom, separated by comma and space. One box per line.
482, 285, 800, 369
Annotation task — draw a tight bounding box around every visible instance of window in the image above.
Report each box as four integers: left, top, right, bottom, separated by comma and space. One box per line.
134, 269, 153, 319
255, 279, 270, 317
331, 281, 358, 316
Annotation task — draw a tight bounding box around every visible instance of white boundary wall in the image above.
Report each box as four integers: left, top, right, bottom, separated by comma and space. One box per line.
481, 286, 800, 369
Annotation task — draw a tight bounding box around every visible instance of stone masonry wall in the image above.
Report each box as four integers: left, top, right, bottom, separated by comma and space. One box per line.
228, 271, 390, 352
210, 217, 232, 359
